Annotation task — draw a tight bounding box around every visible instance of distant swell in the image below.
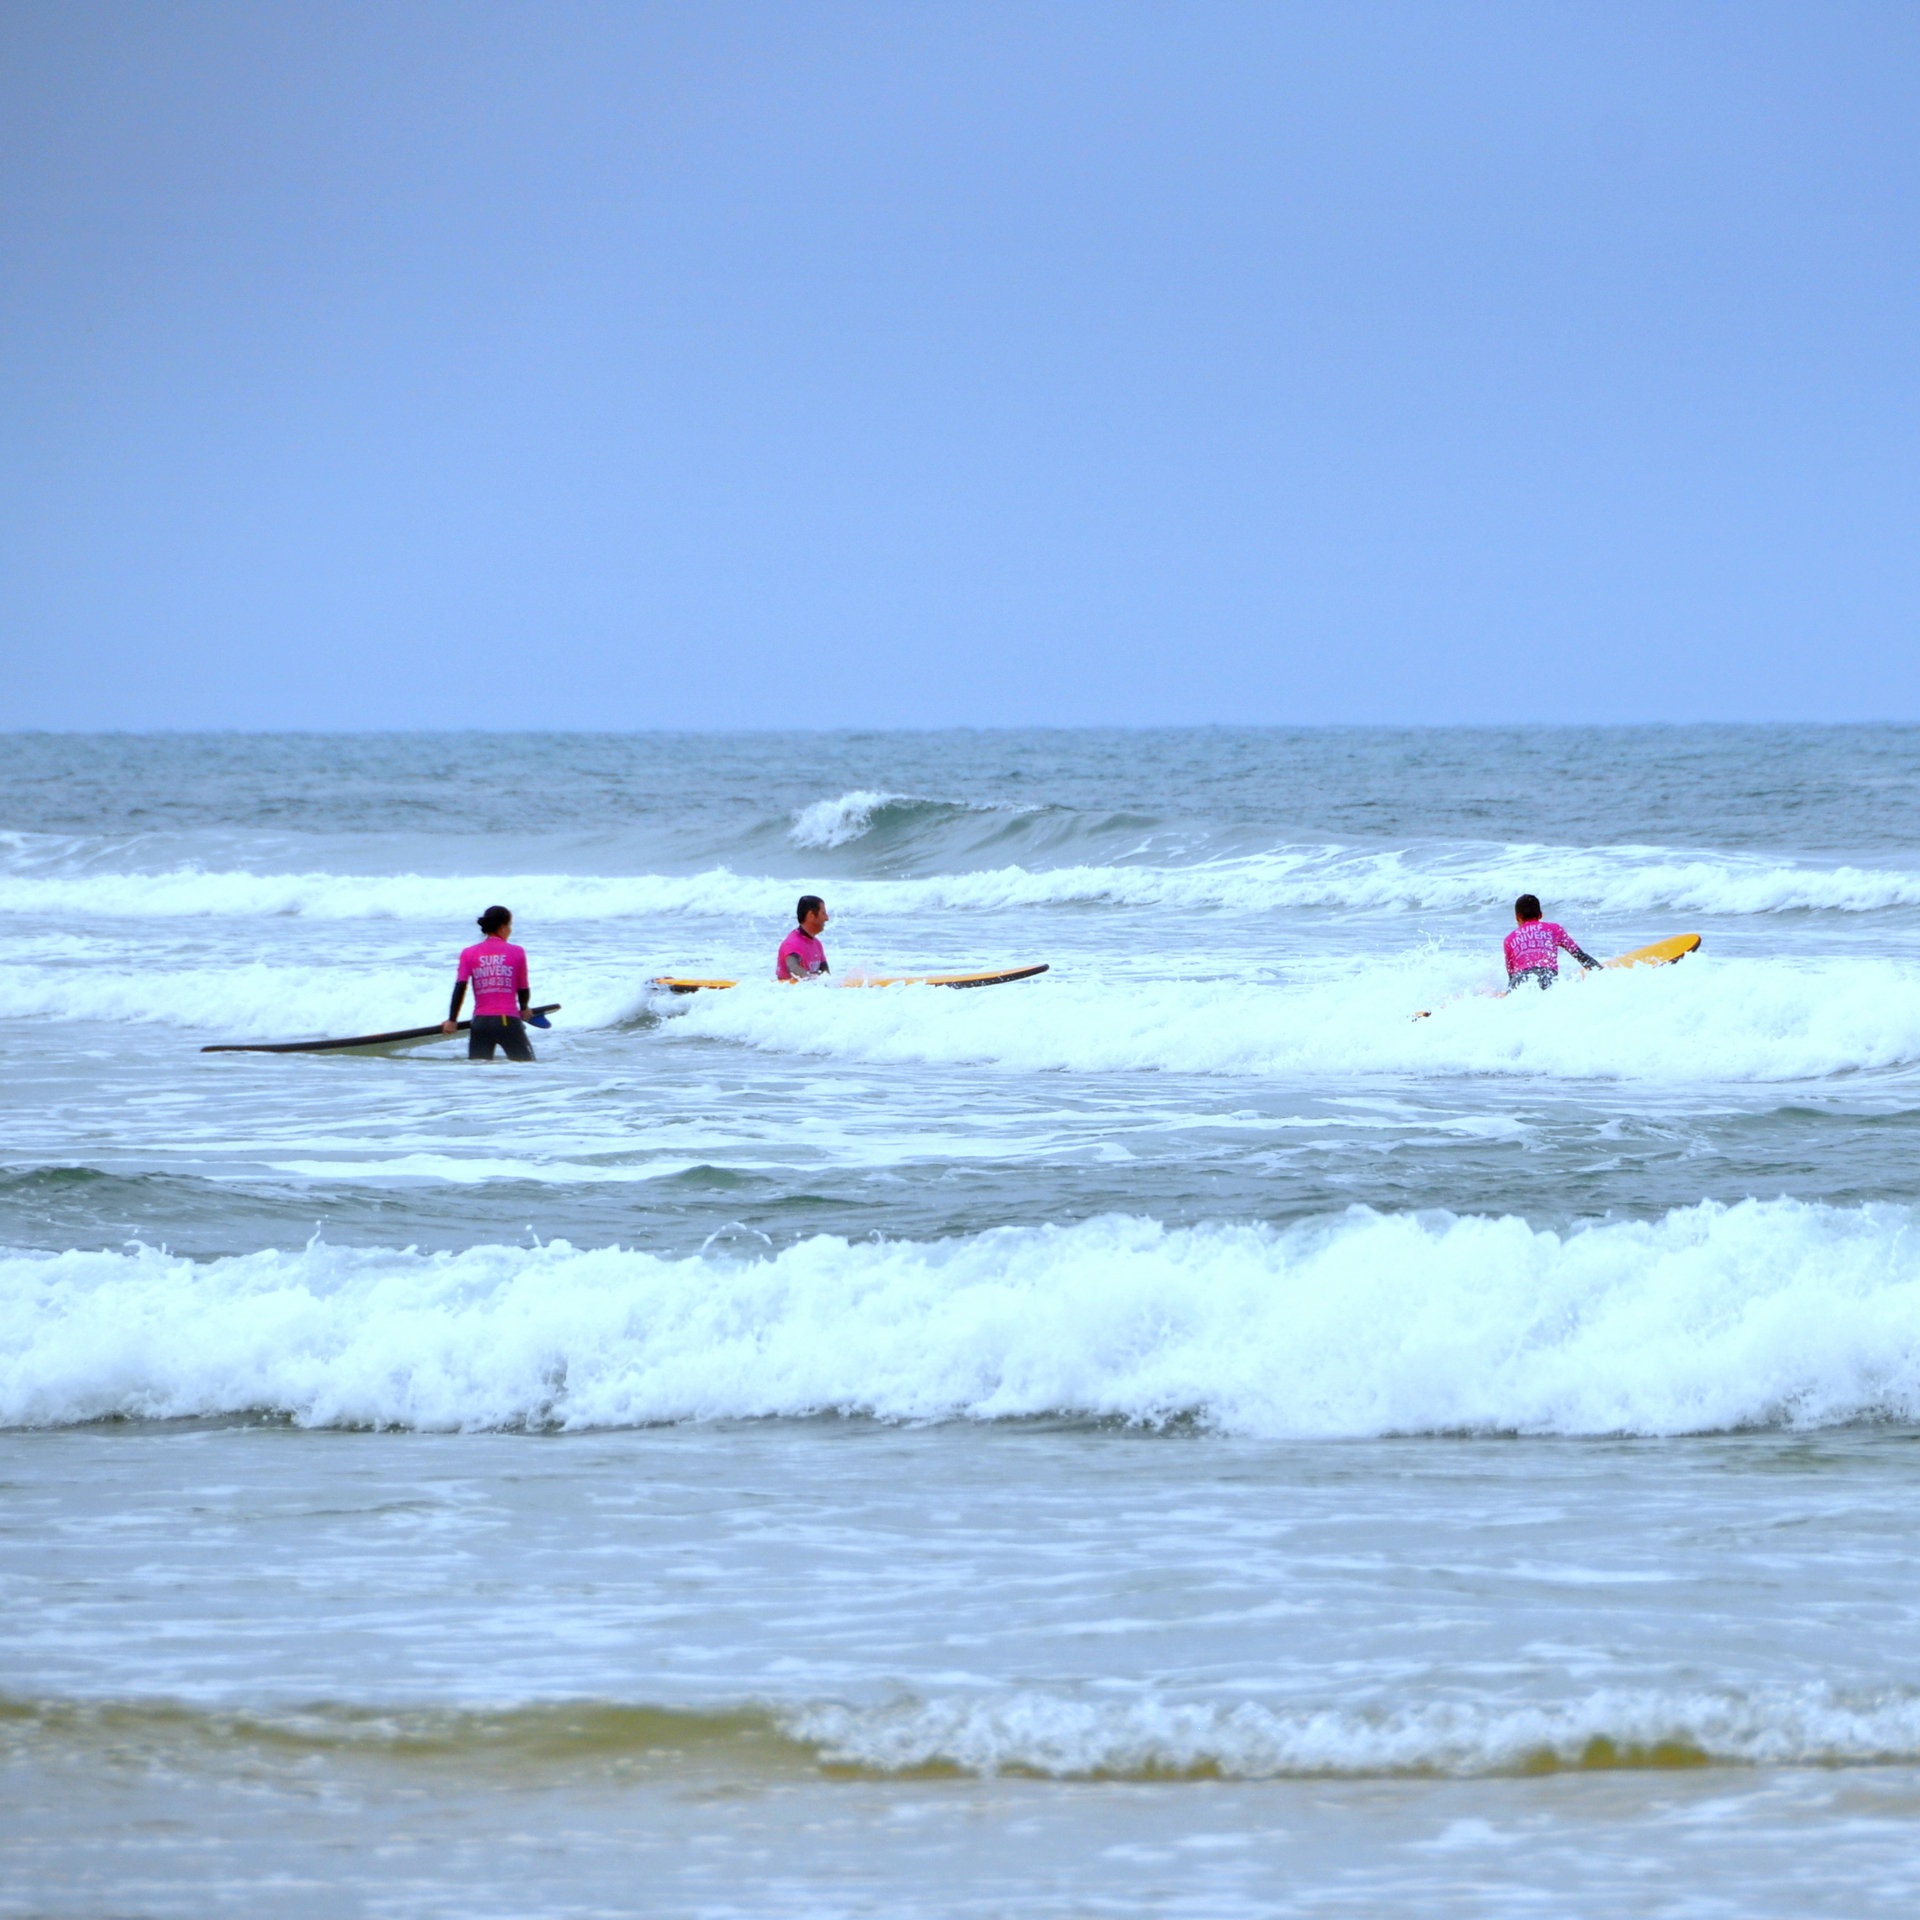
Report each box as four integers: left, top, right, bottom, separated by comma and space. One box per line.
5, 1198, 1919, 1436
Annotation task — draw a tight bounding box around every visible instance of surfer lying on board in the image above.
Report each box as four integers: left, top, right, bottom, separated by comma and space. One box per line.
444, 906, 537, 1060
1505, 894, 1600, 990
776, 896, 831, 981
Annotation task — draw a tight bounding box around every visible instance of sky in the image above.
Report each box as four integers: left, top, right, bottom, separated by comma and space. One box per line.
3, 1, 1917, 730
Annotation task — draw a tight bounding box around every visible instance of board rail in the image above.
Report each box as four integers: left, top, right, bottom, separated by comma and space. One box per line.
654, 964, 1050, 994
203, 1005, 561, 1054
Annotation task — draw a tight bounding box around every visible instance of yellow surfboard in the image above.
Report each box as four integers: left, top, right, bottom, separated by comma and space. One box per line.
653, 964, 1049, 995
1603, 933, 1702, 969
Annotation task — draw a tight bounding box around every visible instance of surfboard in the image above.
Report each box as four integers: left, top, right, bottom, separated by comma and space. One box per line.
1413, 934, 1701, 1018
653, 965, 1049, 994
1603, 933, 1702, 969
202, 1006, 561, 1054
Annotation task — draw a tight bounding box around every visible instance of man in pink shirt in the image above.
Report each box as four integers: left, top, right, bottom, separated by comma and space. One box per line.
444, 905, 536, 1060
776, 895, 831, 982
1504, 893, 1600, 990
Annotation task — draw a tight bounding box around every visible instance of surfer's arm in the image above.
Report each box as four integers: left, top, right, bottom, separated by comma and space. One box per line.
1556, 928, 1601, 970
443, 979, 468, 1032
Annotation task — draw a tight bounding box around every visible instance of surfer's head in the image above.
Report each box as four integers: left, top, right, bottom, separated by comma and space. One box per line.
478, 905, 513, 936
797, 895, 828, 935
1513, 894, 1543, 924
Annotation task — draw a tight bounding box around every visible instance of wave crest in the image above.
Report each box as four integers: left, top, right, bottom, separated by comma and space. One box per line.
13, 1684, 1920, 1780
8, 843, 1920, 920
5, 1199, 1919, 1436
787, 789, 917, 848
793, 1683, 1920, 1778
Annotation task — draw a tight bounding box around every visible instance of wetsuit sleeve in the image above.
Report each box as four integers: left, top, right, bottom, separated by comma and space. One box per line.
448, 979, 468, 1021
1556, 928, 1600, 969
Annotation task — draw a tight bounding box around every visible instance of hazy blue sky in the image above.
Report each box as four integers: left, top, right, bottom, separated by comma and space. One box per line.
4, 2, 1917, 729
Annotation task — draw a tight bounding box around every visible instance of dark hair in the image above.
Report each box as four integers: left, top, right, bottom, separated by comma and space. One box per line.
797, 894, 825, 925
478, 905, 513, 935
1514, 894, 1543, 922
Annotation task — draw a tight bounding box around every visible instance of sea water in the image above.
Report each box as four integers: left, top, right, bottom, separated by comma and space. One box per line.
3, 726, 1919, 1916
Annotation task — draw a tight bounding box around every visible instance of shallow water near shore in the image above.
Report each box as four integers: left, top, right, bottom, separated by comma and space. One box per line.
4, 726, 1920, 1914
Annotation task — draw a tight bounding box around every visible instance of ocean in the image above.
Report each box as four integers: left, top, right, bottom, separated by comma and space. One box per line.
4, 725, 1920, 1917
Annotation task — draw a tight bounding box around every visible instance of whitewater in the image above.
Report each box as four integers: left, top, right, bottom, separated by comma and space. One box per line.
9, 1199, 1920, 1436
7, 726, 1920, 1917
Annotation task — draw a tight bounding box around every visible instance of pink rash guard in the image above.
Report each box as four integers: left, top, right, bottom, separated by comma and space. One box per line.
456, 936, 529, 1016
776, 928, 828, 981
1503, 921, 1584, 980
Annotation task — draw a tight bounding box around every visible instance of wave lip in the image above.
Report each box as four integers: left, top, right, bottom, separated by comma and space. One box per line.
788, 790, 919, 849
4, 1198, 1920, 1437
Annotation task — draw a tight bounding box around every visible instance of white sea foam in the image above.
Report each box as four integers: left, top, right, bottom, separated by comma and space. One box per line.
18, 939, 1920, 1082
261, 1155, 709, 1184
5, 1198, 1919, 1435
11, 959, 652, 1038
790, 1683, 1920, 1777
7, 843, 1920, 921
671, 953, 1920, 1082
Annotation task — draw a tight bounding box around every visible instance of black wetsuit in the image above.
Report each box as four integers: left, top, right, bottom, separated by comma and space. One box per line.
468, 1016, 535, 1062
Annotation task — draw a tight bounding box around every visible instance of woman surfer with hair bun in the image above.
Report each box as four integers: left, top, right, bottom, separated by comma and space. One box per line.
443, 906, 538, 1060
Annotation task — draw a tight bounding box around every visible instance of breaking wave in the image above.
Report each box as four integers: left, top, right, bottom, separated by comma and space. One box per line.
667, 952, 1920, 1083
792, 1683, 1920, 1779
7, 843, 1920, 921
788, 789, 918, 848
5, 1198, 1919, 1436
17, 938, 1920, 1085
10, 1685, 1920, 1780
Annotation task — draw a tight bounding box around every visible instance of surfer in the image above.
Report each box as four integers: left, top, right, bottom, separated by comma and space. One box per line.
776, 896, 831, 981
1505, 895, 1600, 990
444, 906, 536, 1060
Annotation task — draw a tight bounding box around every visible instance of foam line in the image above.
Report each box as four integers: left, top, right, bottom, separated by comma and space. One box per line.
791, 1682, 1920, 1778
6, 845, 1920, 921
4, 1198, 1917, 1435
671, 955, 1920, 1082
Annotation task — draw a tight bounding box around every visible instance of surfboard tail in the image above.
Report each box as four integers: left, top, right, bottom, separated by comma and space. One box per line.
1603, 934, 1702, 969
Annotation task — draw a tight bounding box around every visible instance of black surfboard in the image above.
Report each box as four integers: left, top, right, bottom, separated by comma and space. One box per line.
202, 1006, 560, 1055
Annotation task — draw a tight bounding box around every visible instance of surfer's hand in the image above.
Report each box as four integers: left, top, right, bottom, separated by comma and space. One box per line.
441, 1019, 457, 1033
